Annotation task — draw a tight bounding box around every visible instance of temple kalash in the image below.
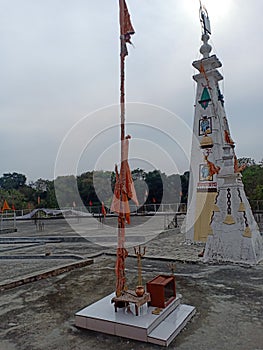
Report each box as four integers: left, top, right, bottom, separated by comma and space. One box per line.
75, 0, 263, 347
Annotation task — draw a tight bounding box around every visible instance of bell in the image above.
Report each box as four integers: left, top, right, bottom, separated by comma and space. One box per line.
207, 225, 213, 235
238, 202, 246, 212
213, 204, 220, 212
200, 134, 214, 148
243, 226, 252, 238
223, 214, 235, 225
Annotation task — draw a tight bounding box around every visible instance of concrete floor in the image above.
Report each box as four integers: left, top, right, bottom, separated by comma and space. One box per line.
0, 218, 262, 349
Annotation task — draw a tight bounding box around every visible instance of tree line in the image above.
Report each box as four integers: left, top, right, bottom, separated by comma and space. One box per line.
0, 158, 262, 211
0, 169, 188, 211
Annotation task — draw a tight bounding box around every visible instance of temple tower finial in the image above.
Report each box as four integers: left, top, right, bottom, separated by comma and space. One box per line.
199, 1, 212, 58
200, 33, 212, 58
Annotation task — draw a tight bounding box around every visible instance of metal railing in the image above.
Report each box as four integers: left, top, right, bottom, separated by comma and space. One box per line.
249, 200, 263, 211
2, 200, 263, 221
59, 203, 186, 216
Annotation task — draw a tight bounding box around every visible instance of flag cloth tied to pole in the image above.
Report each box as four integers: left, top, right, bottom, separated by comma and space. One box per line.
111, 136, 139, 224
101, 201, 106, 217
113, 0, 135, 297
111, 136, 139, 296
119, 0, 135, 58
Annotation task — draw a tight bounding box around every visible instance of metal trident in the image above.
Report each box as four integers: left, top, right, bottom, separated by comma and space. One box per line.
167, 262, 176, 275
134, 245, 146, 286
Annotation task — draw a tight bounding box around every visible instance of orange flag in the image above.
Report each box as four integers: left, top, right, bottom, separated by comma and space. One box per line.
200, 62, 209, 86
119, 0, 135, 58
2, 200, 11, 211
111, 137, 139, 224
224, 130, 234, 145
101, 202, 106, 217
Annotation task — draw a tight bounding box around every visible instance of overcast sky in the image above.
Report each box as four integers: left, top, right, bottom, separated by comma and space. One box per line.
0, 0, 262, 182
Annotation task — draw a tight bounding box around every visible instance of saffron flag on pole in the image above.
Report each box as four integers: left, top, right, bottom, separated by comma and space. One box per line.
119, 0, 135, 58
2, 200, 11, 211
101, 202, 106, 217
111, 136, 139, 224
144, 189, 148, 202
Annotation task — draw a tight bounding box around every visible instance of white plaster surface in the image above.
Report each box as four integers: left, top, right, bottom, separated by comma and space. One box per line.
148, 304, 196, 346
75, 292, 195, 346
204, 182, 263, 265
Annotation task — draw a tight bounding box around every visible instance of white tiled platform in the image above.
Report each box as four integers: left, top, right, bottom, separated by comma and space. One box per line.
75, 293, 195, 347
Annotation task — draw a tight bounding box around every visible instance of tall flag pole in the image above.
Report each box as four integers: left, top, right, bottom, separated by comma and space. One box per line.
113, 0, 135, 297
119, 0, 135, 140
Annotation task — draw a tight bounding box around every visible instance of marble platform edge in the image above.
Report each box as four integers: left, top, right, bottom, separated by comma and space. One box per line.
147, 304, 196, 346
147, 295, 182, 334
75, 292, 182, 331
75, 292, 195, 346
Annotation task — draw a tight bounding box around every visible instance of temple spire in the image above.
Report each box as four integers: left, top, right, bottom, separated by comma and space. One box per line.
185, 3, 263, 265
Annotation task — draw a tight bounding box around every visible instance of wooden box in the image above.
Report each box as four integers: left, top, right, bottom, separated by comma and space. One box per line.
146, 275, 176, 308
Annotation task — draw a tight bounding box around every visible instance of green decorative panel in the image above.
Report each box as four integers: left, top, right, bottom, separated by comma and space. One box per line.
199, 87, 211, 109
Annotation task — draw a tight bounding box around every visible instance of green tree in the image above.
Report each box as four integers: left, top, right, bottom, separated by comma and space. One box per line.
238, 157, 256, 167
19, 186, 36, 207
45, 180, 59, 208
165, 174, 181, 205
145, 170, 163, 204
180, 171, 189, 204
0, 172, 27, 190
242, 162, 263, 202
54, 175, 79, 208
93, 171, 113, 207
29, 179, 58, 208
131, 169, 147, 206
77, 171, 99, 207
0, 189, 28, 210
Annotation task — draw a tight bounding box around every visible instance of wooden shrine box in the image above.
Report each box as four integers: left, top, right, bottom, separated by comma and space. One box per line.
146, 275, 176, 308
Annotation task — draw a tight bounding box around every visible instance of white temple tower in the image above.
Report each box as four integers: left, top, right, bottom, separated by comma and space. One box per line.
185, 6, 263, 265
